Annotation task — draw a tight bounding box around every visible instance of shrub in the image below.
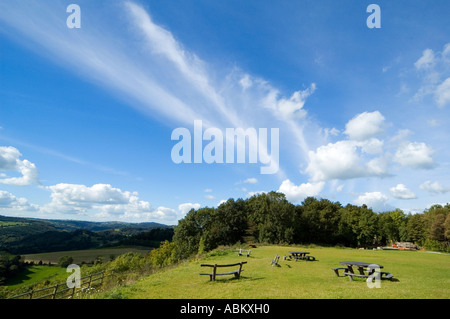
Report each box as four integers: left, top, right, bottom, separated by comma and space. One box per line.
58, 256, 74, 268
147, 241, 177, 267
107, 252, 144, 273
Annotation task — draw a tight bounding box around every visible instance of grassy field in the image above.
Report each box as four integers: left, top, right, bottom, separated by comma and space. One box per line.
0, 221, 29, 227
2, 246, 152, 294
5, 266, 68, 290
22, 246, 152, 265
98, 245, 450, 299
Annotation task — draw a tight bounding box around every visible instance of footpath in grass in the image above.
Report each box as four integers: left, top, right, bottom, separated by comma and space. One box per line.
99, 245, 450, 299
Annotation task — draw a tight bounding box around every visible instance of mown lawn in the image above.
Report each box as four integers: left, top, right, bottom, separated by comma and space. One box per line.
98, 245, 450, 299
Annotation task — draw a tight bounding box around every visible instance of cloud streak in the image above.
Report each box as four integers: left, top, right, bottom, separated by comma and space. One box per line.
0, 1, 317, 179
413, 43, 450, 108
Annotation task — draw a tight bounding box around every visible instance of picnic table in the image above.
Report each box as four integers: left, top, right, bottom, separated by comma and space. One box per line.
288, 251, 315, 261
340, 261, 383, 275
199, 262, 247, 281
333, 261, 393, 281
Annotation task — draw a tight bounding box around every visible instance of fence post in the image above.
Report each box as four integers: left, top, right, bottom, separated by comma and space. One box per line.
9, 270, 107, 299
52, 285, 58, 299
212, 264, 217, 281
99, 272, 104, 286
238, 262, 243, 278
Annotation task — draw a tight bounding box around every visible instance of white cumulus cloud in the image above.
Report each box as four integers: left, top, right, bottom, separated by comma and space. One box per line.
344, 111, 386, 141
0, 190, 38, 211
0, 146, 39, 186
389, 184, 417, 199
353, 192, 392, 212
305, 111, 392, 182
420, 180, 450, 194
41, 183, 178, 223
305, 140, 388, 182
393, 142, 435, 169
274, 83, 316, 119
178, 202, 201, 216
278, 179, 324, 203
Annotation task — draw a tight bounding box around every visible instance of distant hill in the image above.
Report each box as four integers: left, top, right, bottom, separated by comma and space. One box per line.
0, 215, 170, 231
0, 215, 173, 255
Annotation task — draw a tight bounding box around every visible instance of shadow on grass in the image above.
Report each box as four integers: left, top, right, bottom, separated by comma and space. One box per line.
337, 276, 400, 283
203, 276, 265, 283
6, 267, 34, 286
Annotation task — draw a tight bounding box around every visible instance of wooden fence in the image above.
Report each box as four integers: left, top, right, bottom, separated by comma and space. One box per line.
8, 271, 106, 299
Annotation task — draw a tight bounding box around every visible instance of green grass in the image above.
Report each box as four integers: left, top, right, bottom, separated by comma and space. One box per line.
97, 245, 450, 299
1, 246, 151, 297
4, 266, 67, 290
0, 221, 29, 227
22, 246, 152, 265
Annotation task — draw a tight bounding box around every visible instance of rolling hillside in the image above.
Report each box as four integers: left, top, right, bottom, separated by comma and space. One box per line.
0, 215, 173, 254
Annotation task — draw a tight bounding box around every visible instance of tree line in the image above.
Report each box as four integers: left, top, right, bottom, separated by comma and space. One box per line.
2, 192, 448, 297
172, 192, 450, 259
2, 192, 448, 291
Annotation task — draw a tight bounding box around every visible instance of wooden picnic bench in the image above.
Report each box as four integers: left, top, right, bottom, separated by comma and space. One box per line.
333, 261, 394, 281
199, 262, 247, 281
271, 255, 280, 266
236, 249, 251, 257
288, 251, 316, 261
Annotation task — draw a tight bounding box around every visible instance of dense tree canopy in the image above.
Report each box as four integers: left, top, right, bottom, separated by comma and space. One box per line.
0, 251, 24, 284
173, 193, 450, 259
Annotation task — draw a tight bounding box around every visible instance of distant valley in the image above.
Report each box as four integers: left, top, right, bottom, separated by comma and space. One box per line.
0, 215, 173, 255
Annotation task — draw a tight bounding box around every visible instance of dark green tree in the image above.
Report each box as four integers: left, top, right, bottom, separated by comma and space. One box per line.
58, 255, 74, 268
172, 207, 215, 259
0, 252, 23, 284
205, 198, 247, 249
379, 209, 408, 244
300, 197, 342, 245
406, 213, 426, 243
246, 192, 296, 244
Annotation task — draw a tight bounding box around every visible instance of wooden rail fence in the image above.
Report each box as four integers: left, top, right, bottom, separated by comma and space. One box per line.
8, 271, 106, 299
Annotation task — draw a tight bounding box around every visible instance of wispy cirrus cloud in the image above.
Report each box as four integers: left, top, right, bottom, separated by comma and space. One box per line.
0, 1, 318, 222
0, 1, 317, 179
0, 0, 198, 125
413, 43, 450, 108
0, 136, 129, 177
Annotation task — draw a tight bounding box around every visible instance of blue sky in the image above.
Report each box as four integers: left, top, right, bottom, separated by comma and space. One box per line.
0, 0, 449, 225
